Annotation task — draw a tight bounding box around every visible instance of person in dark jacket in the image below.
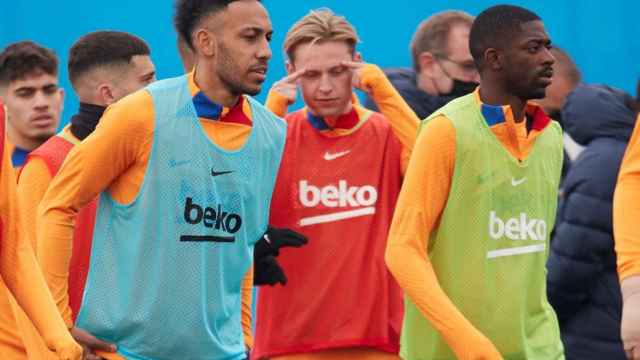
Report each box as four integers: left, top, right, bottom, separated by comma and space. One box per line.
364, 11, 478, 119
547, 83, 640, 360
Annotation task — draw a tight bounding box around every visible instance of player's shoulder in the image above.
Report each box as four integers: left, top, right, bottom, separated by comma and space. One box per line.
244, 95, 288, 130
99, 89, 154, 134
18, 155, 51, 185
280, 108, 307, 125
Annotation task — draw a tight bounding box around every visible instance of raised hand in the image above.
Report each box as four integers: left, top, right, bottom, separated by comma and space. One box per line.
341, 60, 373, 94
269, 68, 307, 105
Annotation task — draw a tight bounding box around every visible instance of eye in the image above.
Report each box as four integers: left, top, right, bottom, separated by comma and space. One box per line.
303, 71, 320, 79
528, 44, 541, 54
43, 86, 59, 95
329, 66, 347, 76
15, 89, 35, 98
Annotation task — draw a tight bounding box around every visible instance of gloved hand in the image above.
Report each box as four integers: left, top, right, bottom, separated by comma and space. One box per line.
254, 255, 287, 286
254, 226, 308, 259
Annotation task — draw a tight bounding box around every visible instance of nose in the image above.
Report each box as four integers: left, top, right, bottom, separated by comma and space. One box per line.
33, 90, 50, 110
256, 37, 272, 61
470, 70, 481, 83
317, 73, 333, 95
542, 46, 555, 66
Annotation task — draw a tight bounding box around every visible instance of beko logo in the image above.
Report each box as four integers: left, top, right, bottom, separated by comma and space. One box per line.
297, 180, 378, 227
181, 197, 242, 243
488, 211, 547, 241
299, 180, 378, 208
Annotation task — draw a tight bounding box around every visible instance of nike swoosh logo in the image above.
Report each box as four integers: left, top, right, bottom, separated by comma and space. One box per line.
511, 177, 527, 186
168, 159, 191, 168
211, 170, 234, 177
324, 150, 350, 161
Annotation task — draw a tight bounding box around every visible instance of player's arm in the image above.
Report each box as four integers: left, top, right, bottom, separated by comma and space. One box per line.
0, 137, 82, 360
344, 61, 419, 174
37, 93, 151, 326
241, 265, 254, 351
17, 157, 52, 249
37, 91, 153, 356
265, 68, 307, 118
613, 114, 640, 359
384, 116, 502, 360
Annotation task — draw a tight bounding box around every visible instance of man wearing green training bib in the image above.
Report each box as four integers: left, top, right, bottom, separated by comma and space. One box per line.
385, 5, 564, 360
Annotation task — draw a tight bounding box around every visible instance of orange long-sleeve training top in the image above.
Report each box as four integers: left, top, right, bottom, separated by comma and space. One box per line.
12, 128, 97, 360
0, 107, 81, 360
614, 114, 640, 282
385, 90, 550, 359
34, 72, 255, 358
263, 64, 418, 360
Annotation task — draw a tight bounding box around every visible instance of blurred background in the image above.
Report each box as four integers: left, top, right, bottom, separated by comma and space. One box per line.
2, 0, 639, 127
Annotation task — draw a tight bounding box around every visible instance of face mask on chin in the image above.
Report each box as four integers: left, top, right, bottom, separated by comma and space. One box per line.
440, 78, 479, 98
434, 59, 478, 98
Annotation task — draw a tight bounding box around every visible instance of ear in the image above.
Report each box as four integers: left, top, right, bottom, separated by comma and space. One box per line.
484, 48, 502, 71
98, 83, 116, 106
58, 87, 65, 113
417, 52, 437, 76
353, 51, 363, 62
193, 28, 217, 57
285, 61, 295, 75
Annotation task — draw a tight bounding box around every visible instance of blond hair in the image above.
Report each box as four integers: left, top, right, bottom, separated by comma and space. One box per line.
283, 8, 359, 62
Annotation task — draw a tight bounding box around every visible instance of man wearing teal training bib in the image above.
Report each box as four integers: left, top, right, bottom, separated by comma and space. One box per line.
386, 5, 564, 360
36, 1, 284, 359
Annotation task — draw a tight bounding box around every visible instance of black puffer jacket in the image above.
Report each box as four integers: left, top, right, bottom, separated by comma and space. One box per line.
362, 67, 455, 119
547, 84, 638, 360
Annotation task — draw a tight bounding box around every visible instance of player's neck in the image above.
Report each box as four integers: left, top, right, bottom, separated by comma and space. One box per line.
309, 102, 354, 128
193, 64, 240, 108
478, 82, 527, 123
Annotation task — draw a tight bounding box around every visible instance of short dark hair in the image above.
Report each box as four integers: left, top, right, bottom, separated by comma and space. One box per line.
68, 31, 150, 88
410, 11, 474, 72
469, 5, 541, 69
174, 0, 256, 49
0, 41, 58, 86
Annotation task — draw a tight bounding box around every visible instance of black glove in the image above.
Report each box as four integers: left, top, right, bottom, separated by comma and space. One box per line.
253, 255, 287, 286
254, 226, 308, 259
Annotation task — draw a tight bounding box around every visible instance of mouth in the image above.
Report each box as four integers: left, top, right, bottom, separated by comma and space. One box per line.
537, 68, 554, 86
31, 114, 54, 126
248, 65, 267, 81
316, 98, 340, 104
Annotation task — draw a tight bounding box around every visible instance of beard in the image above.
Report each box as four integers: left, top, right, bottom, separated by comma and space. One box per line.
216, 42, 263, 97
507, 76, 548, 101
